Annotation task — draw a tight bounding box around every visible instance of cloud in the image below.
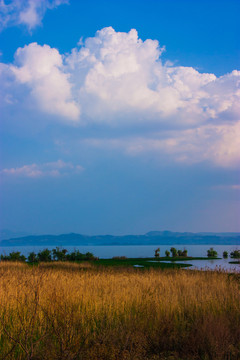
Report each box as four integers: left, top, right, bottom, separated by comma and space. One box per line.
231, 185, 240, 190
0, 0, 68, 31
0, 27, 240, 167
10, 43, 80, 120
81, 120, 240, 168
65, 27, 239, 126
0, 160, 84, 178
212, 184, 240, 190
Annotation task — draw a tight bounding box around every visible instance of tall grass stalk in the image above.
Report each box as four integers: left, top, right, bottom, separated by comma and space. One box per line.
0, 262, 239, 359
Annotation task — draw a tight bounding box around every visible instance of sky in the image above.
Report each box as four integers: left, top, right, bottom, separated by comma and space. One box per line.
0, 0, 239, 235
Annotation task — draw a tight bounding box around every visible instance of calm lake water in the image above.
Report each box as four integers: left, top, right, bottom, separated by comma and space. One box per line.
0, 244, 239, 272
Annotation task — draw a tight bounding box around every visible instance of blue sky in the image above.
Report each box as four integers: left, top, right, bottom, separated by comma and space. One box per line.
0, 0, 239, 235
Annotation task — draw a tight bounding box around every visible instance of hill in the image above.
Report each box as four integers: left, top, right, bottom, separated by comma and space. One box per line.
0, 231, 239, 246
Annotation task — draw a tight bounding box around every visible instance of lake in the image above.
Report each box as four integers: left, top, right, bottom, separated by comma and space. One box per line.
0, 244, 239, 272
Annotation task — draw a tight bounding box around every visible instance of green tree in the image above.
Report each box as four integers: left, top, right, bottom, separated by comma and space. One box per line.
85, 252, 94, 260
223, 251, 228, 258
9, 252, 26, 262
170, 247, 178, 257
182, 249, 188, 257
207, 248, 218, 258
165, 250, 170, 257
37, 249, 52, 262
52, 247, 68, 261
230, 250, 240, 258
28, 252, 38, 263
177, 249, 188, 257
66, 250, 86, 261
1, 252, 26, 262
154, 248, 160, 258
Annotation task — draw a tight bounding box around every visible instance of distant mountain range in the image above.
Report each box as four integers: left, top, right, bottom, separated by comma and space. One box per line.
0, 231, 240, 247
0, 229, 30, 240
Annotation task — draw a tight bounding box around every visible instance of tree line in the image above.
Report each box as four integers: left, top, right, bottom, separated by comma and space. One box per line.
154, 247, 240, 259
0, 247, 98, 263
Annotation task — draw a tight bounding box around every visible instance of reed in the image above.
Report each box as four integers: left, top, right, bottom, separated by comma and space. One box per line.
0, 262, 239, 360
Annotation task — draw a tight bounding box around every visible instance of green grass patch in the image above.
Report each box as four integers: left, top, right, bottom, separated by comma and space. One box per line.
95, 257, 192, 269
148, 256, 221, 261
92, 256, 223, 269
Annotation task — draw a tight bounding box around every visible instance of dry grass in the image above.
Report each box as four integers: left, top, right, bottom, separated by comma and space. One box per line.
0, 262, 239, 360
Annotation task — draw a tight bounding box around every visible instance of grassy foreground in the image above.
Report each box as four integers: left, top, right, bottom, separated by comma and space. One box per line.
0, 262, 239, 360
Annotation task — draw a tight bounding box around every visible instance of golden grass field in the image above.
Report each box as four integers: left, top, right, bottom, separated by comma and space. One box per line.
0, 261, 239, 360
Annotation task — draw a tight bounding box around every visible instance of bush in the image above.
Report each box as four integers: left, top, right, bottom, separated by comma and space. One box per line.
207, 248, 218, 258
182, 249, 188, 257
28, 252, 38, 263
170, 247, 178, 257
165, 250, 170, 257
230, 250, 240, 258
223, 251, 228, 258
37, 249, 52, 262
52, 247, 68, 261
66, 250, 85, 261
65, 250, 96, 261
177, 249, 188, 257
154, 248, 160, 258
0, 248, 98, 263
85, 252, 95, 260
0, 251, 26, 262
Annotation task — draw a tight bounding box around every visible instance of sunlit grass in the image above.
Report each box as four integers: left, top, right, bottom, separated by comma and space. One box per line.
0, 262, 239, 359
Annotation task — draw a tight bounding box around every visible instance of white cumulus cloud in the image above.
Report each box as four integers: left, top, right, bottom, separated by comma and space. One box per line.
10, 43, 80, 120
1, 27, 240, 167
65, 27, 239, 126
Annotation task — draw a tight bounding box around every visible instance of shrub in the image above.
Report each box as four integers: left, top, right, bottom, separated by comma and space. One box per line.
85, 252, 95, 260
182, 249, 188, 257
52, 247, 68, 261
165, 250, 170, 257
1, 251, 26, 262
170, 247, 178, 257
154, 248, 160, 258
230, 250, 240, 258
28, 252, 38, 263
222, 251, 228, 258
207, 248, 218, 258
176, 249, 188, 257
66, 250, 83, 261
37, 249, 52, 262
65, 250, 96, 261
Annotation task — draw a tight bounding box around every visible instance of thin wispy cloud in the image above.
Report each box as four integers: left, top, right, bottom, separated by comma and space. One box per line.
213, 184, 240, 190
1, 160, 84, 178
0, 0, 68, 31
82, 120, 240, 168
